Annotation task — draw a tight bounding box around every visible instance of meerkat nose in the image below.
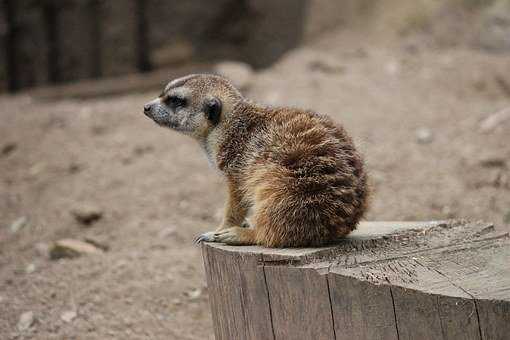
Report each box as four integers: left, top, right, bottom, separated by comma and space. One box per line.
143, 103, 152, 116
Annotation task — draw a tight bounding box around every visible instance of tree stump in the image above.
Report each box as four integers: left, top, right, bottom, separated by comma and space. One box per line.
201, 220, 510, 340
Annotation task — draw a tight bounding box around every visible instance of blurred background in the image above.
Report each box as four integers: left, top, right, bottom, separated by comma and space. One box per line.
1, 0, 509, 339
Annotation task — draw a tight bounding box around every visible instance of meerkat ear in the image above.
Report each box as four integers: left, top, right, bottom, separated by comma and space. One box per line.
204, 97, 222, 125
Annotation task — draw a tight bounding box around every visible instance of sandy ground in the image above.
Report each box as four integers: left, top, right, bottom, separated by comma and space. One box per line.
1, 29, 509, 339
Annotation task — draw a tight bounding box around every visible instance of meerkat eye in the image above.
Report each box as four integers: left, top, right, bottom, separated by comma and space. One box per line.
204, 97, 222, 125
166, 95, 187, 108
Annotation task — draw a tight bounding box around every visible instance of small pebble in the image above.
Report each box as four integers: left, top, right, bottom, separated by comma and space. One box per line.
50, 239, 103, 260
479, 156, 506, 168
479, 107, 510, 133
1, 142, 17, 156
61, 310, 77, 323
68, 162, 82, 174
25, 263, 36, 274
185, 288, 202, 301
17, 311, 35, 332
415, 127, 433, 144
9, 216, 28, 234
71, 205, 103, 226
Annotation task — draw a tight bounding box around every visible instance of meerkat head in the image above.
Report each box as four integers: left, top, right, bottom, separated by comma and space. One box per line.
143, 74, 243, 140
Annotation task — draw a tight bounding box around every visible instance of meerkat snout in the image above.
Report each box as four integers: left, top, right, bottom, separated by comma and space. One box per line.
143, 95, 181, 128
143, 99, 159, 118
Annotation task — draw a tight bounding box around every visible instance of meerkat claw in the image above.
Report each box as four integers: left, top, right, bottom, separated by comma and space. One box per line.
194, 231, 220, 244
193, 235, 205, 244
194, 229, 243, 245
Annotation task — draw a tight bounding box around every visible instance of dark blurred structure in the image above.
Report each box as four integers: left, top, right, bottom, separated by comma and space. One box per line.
0, 0, 318, 92
3, 0, 506, 93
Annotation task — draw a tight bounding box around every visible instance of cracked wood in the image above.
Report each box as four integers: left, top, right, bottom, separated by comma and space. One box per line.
202, 220, 510, 340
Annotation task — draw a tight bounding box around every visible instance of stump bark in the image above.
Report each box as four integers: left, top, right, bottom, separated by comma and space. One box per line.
201, 220, 510, 340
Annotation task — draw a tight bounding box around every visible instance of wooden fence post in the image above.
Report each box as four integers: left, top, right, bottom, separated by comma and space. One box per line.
134, 0, 151, 73
4, 0, 19, 92
41, 0, 61, 84
201, 220, 510, 340
87, 0, 102, 78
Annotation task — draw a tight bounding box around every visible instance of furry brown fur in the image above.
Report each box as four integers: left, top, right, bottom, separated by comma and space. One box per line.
143, 74, 369, 247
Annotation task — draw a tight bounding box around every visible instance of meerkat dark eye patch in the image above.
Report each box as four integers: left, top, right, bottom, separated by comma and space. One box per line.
165, 95, 187, 108
204, 98, 222, 125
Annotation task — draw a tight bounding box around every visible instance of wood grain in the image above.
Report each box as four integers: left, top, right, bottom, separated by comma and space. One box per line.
202, 245, 274, 340
264, 264, 335, 340
201, 220, 510, 340
327, 273, 397, 340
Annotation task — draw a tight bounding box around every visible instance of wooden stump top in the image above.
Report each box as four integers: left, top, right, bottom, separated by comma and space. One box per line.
202, 220, 510, 340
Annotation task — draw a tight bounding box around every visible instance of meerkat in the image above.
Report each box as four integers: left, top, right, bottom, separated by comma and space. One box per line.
143, 74, 369, 248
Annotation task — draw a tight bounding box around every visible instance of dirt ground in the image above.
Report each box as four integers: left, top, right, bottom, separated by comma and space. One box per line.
1, 28, 510, 339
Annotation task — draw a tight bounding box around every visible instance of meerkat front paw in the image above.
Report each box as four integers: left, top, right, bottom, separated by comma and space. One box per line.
194, 227, 255, 246
215, 220, 250, 232
194, 231, 218, 244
